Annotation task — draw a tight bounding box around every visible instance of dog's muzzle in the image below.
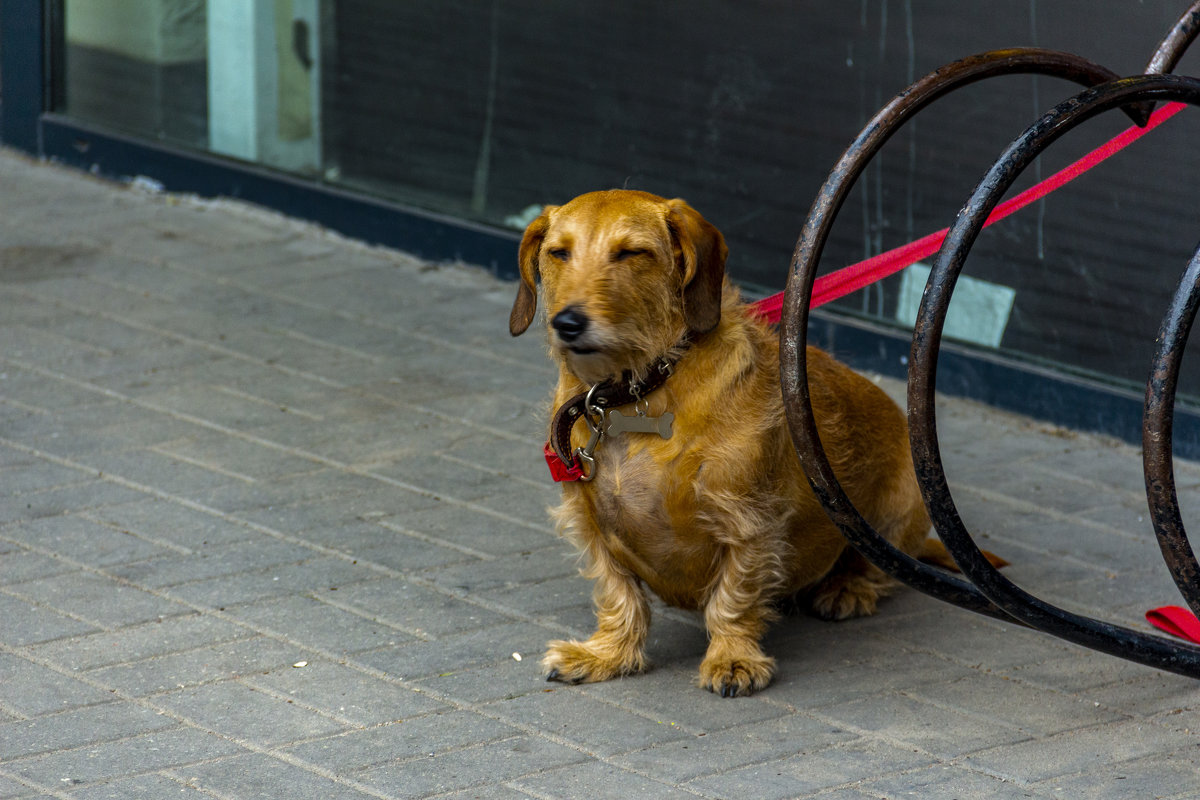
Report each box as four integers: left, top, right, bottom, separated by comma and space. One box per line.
551, 307, 600, 354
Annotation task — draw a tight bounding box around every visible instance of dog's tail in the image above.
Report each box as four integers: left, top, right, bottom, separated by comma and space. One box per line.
917, 537, 1010, 572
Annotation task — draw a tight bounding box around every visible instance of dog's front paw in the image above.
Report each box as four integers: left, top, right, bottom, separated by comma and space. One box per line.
542, 638, 646, 685
698, 649, 775, 697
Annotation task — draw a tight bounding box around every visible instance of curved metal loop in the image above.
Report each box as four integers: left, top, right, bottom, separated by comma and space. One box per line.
1144, 242, 1200, 615
908, 75, 1200, 678
1144, 0, 1200, 77
781, 48, 1136, 623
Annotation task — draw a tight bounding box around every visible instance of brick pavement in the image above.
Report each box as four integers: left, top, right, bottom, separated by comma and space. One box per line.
0, 148, 1198, 799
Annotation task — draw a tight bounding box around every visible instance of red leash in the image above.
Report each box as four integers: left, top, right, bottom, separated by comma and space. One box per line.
545, 100, 1200, 646
1147, 606, 1200, 644
749, 101, 1187, 324
754, 102, 1196, 640
544, 101, 1187, 489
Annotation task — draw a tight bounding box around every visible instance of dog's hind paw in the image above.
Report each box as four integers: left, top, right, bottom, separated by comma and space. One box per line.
698, 652, 775, 697
809, 572, 891, 621
542, 638, 646, 684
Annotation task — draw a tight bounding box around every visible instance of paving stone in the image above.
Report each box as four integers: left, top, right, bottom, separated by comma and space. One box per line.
6, 572, 187, 629
231, 491, 445, 537
758, 628, 980, 711
0, 480, 147, 526
1032, 567, 1181, 630
3, 514, 176, 568
280, 710, 520, 774
85, 450, 239, 498
197, 469, 388, 514
998, 649, 1166, 692
241, 660, 449, 726
152, 432, 325, 483
65, 772, 217, 799
863, 606, 1081, 671
511, 760, 714, 800
352, 621, 557, 682
28, 612, 254, 672
435, 431, 559, 489
222, 594, 420, 656
4, 725, 245, 789
0, 702, 176, 761
479, 573, 593, 618
0, 448, 41, 472
280, 518, 484, 574
962, 719, 1199, 783
106, 537, 322, 589
1080, 670, 1200, 718
427, 786, 537, 800
0, 652, 114, 716
411, 657, 560, 705
683, 738, 933, 800
330, 578, 516, 639
610, 713, 857, 784
84, 498, 255, 550
0, 368, 108, 413
151, 681, 351, 747
182, 752, 385, 800
0, 774, 36, 799
581, 666, 789, 735
355, 734, 588, 800
246, 413, 467, 471
422, 545, 578, 594
162, 555, 381, 609
809, 689, 1032, 759
1029, 745, 1200, 799
0, 461, 92, 496
134, 381, 330, 434
50, 418, 210, 462
860, 763, 1060, 799
0, 546, 78, 585
387, 503, 556, 557
483, 689, 693, 758
931, 672, 1131, 739
0, 591, 100, 646
85, 636, 302, 696
368, 453, 512, 502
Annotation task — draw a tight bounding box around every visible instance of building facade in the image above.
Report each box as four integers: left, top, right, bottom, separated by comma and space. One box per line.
3, 1, 1200, 450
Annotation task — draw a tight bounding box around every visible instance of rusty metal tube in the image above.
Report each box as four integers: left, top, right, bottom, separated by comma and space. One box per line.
1143, 242, 1200, 616
781, 49, 1134, 622
907, 74, 1200, 678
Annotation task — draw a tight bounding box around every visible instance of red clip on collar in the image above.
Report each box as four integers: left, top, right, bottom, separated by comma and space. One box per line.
544, 442, 584, 482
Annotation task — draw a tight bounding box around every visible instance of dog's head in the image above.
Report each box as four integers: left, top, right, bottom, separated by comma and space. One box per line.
508, 190, 728, 384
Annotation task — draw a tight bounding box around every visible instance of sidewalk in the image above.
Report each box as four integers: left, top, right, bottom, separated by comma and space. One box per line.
0, 147, 1197, 799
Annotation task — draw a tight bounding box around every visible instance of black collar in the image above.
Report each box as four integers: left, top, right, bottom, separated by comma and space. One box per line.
548, 345, 686, 466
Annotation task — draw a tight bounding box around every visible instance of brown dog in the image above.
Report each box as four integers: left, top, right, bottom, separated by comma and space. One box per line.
509, 189, 944, 696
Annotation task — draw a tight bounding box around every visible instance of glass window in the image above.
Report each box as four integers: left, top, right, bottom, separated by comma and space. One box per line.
51, 1, 1200, 402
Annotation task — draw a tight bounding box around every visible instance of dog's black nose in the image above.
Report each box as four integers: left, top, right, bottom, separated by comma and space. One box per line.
551, 308, 588, 342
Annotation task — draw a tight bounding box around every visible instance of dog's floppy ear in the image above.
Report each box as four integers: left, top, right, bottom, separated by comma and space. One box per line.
509, 207, 555, 336
666, 198, 728, 336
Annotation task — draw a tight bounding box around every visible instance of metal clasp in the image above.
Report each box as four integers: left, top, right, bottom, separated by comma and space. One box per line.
573, 384, 606, 482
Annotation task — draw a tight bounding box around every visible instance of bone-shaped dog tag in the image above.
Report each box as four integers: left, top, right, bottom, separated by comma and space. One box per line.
605, 409, 674, 439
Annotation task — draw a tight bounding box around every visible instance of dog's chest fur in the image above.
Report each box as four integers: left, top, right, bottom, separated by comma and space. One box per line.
552, 431, 710, 606
562, 434, 719, 609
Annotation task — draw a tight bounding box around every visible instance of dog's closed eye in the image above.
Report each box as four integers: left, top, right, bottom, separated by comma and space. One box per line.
613, 248, 646, 262
547, 248, 571, 262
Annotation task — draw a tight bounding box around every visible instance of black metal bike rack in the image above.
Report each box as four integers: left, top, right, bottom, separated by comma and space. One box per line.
780, 2, 1200, 677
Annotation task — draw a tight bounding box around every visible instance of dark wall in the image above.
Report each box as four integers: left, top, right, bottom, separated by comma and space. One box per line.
322, 1, 1200, 398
